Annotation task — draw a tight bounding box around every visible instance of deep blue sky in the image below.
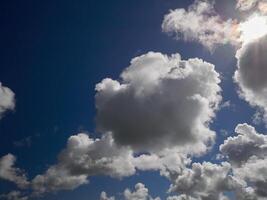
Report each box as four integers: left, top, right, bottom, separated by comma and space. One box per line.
0, 0, 263, 199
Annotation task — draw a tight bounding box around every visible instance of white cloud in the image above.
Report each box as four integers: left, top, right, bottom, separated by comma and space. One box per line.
220, 123, 267, 166
234, 34, 267, 123
0, 82, 15, 119
0, 154, 29, 189
168, 162, 236, 200
234, 156, 267, 198
168, 160, 259, 200
100, 183, 161, 200
31, 133, 136, 194
100, 192, 115, 200
162, 0, 237, 50
30, 132, 191, 195
95, 52, 221, 154
221, 123, 267, 198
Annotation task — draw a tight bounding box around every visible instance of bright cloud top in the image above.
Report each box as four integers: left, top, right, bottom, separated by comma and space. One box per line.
239, 15, 267, 43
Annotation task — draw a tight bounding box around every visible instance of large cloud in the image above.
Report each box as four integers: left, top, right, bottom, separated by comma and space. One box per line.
234, 34, 267, 123
0, 154, 29, 189
0, 82, 15, 119
95, 52, 221, 153
162, 0, 237, 50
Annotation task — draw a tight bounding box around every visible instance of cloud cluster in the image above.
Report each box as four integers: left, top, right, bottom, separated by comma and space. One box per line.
0, 82, 15, 119
234, 34, 267, 123
30, 132, 189, 196
96, 52, 221, 153
0, 154, 29, 189
162, 0, 238, 50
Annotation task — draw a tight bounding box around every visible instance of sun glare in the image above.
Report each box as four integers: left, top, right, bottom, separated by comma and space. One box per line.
239, 15, 267, 43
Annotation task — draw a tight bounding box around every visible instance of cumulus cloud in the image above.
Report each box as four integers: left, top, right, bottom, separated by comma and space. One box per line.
168, 160, 259, 200
168, 162, 235, 200
124, 183, 161, 200
220, 123, 267, 166
220, 123, 267, 199
0, 82, 15, 119
234, 156, 267, 198
100, 192, 115, 200
0, 154, 29, 189
95, 52, 221, 153
31, 133, 136, 194
30, 131, 191, 196
0, 191, 28, 200
162, 0, 238, 50
234, 34, 267, 123
100, 183, 160, 200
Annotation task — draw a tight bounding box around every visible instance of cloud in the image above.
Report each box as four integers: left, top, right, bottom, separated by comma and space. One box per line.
221, 123, 267, 199
0, 82, 15, 119
31, 133, 136, 194
236, 0, 267, 14
168, 162, 235, 200
0, 191, 28, 200
30, 132, 190, 196
234, 156, 267, 198
95, 52, 221, 153
162, 0, 238, 50
236, 0, 259, 11
234, 34, 267, 123
220, 123, 267, 166
100, 192, 115, 200
0, 154, 29, 189
100, 183, 161, 200
168, 160, 259, 200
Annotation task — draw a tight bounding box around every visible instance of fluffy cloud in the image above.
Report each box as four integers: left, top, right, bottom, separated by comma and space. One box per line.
30, 132, 191, 196
220, 123, 267, 166
221, 123, 267, 198
100, 183, 160, 200
95, 52, 221, 153
100, 192, 115, 200
162, 0, 237, 50
168, 160, 259, 200
31, 133, 136, 194
0, 82, 15, 119
234, 156, 267, 198
168, 162, 235, 200
0, 154, 29, 189
234, 34, 267, 123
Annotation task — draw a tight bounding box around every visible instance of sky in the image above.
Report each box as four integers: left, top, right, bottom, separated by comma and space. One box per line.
1, 0, 267, 199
